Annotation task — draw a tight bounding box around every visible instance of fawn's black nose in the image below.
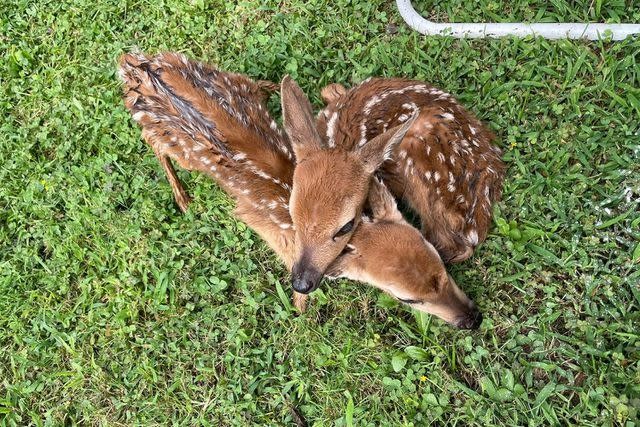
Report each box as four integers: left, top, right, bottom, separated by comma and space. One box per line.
291, 263, 322, 294
456, 307, 483, 330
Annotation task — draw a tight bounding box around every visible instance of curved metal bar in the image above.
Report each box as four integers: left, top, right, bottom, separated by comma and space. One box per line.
396, 0, 640, 40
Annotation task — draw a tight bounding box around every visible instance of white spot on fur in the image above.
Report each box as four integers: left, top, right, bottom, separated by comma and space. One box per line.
326, 112, 338, 148
437, 152, 445, 163
363, 95, 382, 116
440, 112, 454, 120
467, 230, 478, 245
359, 121, 368, 146
132, 111, 146, 121
270, 120, 278, 130
404, 158, 413, 174
425, 171, 432, 180
362, 85, 428, 118
252, 168, 272, 181
117, 67, 127, 82
233, 153, 247, 161
433, 172, 440, 182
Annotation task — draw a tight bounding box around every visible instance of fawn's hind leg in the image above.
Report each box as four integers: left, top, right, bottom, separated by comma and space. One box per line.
320, 83, 347, 105
293, 291, 308, 312
153, 148, 192, 213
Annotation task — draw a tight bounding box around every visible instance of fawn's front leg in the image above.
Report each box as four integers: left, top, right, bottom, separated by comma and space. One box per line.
153, 147, 192, 213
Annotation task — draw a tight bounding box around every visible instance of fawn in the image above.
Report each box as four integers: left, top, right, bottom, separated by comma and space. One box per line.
317, 79, 506, 264
118, 52, 482, 329
280, 77, 417, 295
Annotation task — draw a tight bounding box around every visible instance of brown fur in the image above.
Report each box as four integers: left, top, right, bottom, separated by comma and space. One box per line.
317, 78, 506, 263
282, 76, 416, 291
119, 52, 481, 328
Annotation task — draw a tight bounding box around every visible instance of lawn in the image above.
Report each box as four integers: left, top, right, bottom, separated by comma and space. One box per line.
1, 0, 639, 425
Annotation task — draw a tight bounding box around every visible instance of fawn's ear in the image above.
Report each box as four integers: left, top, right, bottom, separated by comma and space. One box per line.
281, 75, 325, 162
358, 112, 418, 174
320, 83, 347, 105
367, 178, 404, 223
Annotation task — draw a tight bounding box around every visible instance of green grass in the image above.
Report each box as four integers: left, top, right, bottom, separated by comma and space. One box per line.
1, 0, 639, 425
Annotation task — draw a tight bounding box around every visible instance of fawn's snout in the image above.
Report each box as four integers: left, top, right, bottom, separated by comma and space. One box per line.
291, 260, 322, 294
454, 302, 483, 330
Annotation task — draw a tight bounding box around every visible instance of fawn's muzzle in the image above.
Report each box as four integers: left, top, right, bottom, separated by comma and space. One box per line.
291, 263, 322, 294
455, 305, 483, 330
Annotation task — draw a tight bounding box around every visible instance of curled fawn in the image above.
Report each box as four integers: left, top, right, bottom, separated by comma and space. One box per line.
118, 52, 482, 329
317, 79, 506, 264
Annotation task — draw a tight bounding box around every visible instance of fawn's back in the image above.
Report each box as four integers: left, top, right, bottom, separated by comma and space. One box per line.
317, 78, 506, 263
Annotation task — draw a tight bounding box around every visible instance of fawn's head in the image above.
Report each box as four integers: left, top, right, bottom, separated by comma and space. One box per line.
281, 76, 416, 295
327, 179, 483, 329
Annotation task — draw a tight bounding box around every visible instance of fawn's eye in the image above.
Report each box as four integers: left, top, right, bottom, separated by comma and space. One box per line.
333, 219, 355, 239
399, 298, 423, 305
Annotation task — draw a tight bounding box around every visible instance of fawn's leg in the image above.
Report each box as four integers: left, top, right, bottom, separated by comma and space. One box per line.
255, 80, 279, 103
293, 291, 308, 312
153, 148, 192, 213
257, 80, 279, 93
320, 83, 347, 105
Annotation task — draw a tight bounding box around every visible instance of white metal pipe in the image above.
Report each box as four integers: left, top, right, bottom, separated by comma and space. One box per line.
396, 0, 640, 40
